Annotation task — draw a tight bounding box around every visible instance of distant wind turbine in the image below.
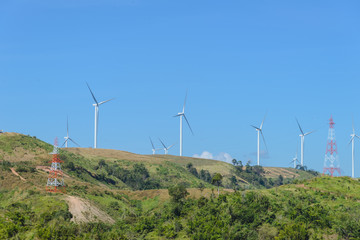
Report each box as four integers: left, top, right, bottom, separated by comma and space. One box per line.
86, 82, 114, 149
159, 138, 175, 155
349, 119, 359, 178
174, 92, 193, 156
149, 137, 161, 155
296, 118, 314, 167
251, 114, 268, 166
62, 117, 80, 148
290, 152, 300, 169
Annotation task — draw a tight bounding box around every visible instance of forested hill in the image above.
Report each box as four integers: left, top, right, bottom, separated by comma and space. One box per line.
0, 132, 317, 192
0, 132, 340, 239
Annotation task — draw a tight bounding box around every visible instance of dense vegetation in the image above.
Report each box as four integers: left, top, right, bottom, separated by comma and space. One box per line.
0, 133, 334, 239
1, 177, 360, 239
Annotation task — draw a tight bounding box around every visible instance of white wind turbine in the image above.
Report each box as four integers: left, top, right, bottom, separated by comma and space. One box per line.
174, 93, 193, 156
62, 117, 80, 148
349, 120, 359, 178
251, 114, 268, 166
149, 137, 161, 155
86, 83, 114, 149
290, 152, 300, 169
159, 138, 175, 155
296, 118, 314, 167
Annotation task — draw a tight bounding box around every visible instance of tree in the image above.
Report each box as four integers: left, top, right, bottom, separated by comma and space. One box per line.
277, 174, 284, 186
186, 162, 193, 170
245, 161, 251, 173
98, 159, 107, 168
198, 182, 205, 195
212, 173, 223, 197
237, 160, 243, 172
200, 169, 212, 183
232, 159, 238, 166
229, 176, 237, 191
168, 184, 189, 203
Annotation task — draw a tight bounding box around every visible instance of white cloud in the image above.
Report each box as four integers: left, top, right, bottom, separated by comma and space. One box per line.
215, 152, 233, 163
193, 151, 213, 159
193, 151, 233, 163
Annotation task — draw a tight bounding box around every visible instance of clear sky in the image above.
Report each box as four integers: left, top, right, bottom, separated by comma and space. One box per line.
1, 1, 360, 176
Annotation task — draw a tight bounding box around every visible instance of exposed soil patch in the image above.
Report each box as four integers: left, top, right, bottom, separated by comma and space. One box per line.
36, 166, 70, 178
10, 168, 26, 181
265, 167, 299, 179
64, 147, 160, 163
65, 195, 115, 224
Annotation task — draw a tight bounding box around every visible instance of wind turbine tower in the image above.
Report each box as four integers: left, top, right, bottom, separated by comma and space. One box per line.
290, 152, 299, 169
349, 119, 359, 178
323, 116, 341, 177
86, 83, 114, 149
174, 93, 193, 156
62, 117, 80, 148
149, 137, 161, 155
296, 119, 314, 167
251, 115, 267, 166
159, 138, 175, 155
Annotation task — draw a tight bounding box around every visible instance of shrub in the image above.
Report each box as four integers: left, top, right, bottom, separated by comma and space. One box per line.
168, 184, 189, 203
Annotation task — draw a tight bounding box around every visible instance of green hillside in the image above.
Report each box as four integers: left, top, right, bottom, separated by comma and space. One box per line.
0, 132, 317, 192
0, 132, 334, 239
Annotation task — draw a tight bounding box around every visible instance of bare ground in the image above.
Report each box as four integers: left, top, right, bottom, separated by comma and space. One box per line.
65, 195, 115, 224
36, 166, 70, 178
10, 167, 26, 181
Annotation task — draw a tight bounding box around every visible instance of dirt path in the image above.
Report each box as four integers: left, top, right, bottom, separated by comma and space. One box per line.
65, 195, 115, 224
10, 168, 26, 181
36, 166, 70, 178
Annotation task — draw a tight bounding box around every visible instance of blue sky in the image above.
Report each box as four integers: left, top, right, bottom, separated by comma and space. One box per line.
1, 1, 360, 176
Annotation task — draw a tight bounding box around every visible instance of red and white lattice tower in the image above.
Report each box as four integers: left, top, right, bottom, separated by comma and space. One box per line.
46, 138, 66, 193
323, 116, 341, 177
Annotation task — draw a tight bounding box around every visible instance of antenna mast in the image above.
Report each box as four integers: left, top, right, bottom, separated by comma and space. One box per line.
323, 116, 341, 176
46, 138, 66, 193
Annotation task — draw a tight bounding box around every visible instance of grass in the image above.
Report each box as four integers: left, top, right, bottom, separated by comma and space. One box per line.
0, 132, 321, 227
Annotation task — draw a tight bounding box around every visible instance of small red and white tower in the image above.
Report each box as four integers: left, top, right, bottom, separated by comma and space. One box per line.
323, 116, 341, 176
46, 138, 66, 193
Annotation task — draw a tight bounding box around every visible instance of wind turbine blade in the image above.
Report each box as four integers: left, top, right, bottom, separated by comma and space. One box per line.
251, 125, 260, 130
159, 138, 166, 148
356, 135, 360, 139
173, 114, 182, 117
296, 137, 298, 157
260, 131, 268, 153
67, 116, 69, 137
304, 130, 315, 136
349, 137, 354, 145
183, 114, 194, 135
260, 113, 267, 129
86, 82, 98, 105
61, 139, 67, 148
99, 98, 115, 105
296, 118, 304, 135
168, 143, 175, 149
183, 91, 188, 113
69, 138, 81, 147
149, 137, 155, 149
